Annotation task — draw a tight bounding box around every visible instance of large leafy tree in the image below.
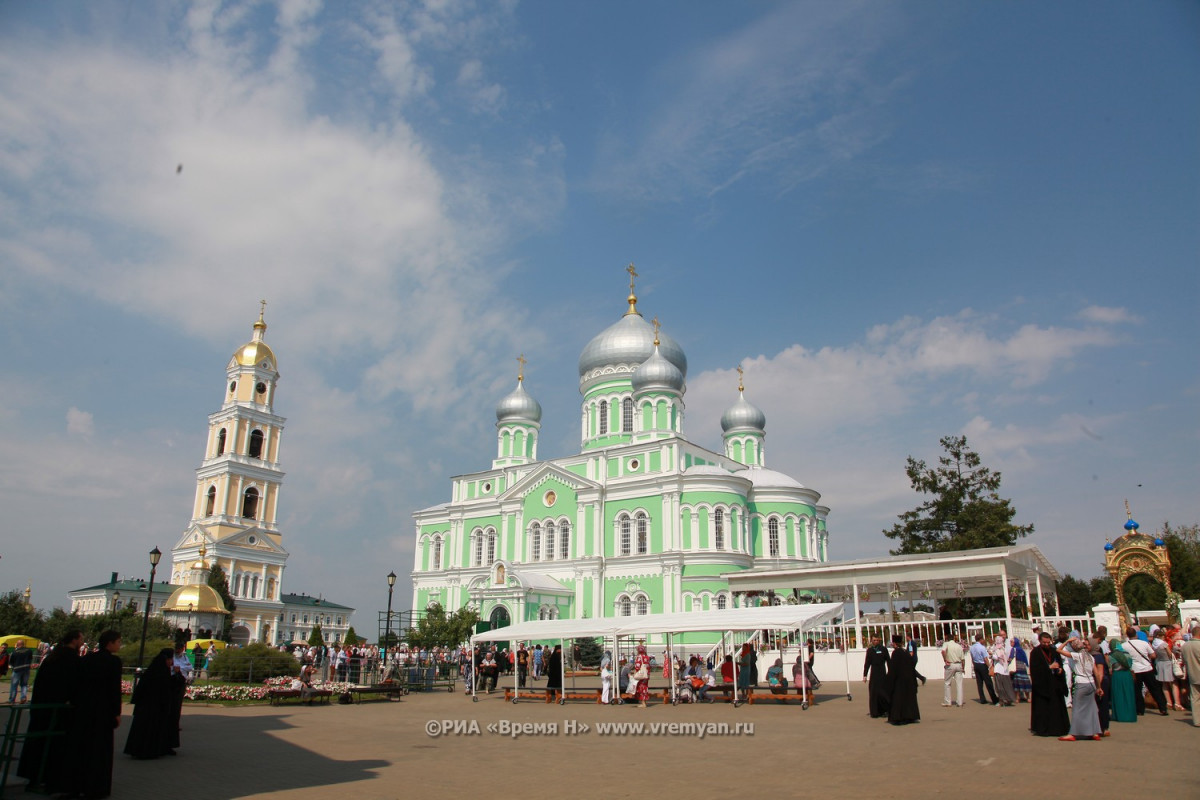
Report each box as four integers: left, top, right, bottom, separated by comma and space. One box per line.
0, 590, 45, 639
885, 435, 1034, 554
207, 564, 236, 640
406, 603, 480, 650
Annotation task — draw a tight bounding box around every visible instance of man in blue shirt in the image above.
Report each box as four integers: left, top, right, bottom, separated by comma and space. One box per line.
969, 634, 999, 705
7, 640, 33, 704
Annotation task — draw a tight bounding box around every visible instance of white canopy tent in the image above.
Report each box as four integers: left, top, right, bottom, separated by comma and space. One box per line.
469, 603, 848, 707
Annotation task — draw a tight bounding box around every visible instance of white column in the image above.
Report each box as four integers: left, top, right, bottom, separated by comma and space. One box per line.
852, 583, 863, 650
1000, 564, 1013, 636
1035, 574, 1045, 617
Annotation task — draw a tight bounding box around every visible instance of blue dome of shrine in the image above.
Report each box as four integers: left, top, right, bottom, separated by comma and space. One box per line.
1124, 518, 1139, 531
1154, 538, 1166, 547
1104, 542, 1114, 551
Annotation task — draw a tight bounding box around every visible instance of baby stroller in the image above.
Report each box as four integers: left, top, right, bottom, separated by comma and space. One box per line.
674, 680, 695, 704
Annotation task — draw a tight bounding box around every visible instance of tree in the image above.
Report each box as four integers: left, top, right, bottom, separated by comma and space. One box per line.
1055, 575, 1094, 616
308, 623, 324, 646
343, 625, 361, 645
0, 590, 45, 639
207, 565, 236, 640
575, 636, 603, 667
885, 435, 1034, 554
406, 603, 480, 650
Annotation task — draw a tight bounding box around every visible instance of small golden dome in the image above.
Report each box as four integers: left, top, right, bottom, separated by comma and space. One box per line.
162, 584, 230, 615
232, 305, 277, 369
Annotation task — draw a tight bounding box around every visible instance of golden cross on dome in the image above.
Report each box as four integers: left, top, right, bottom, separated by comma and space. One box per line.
1124, 499, 1132, 519
624, 263, 640, 316
736, 365, 744, 392
626, 262, 638, 291
516, 354, 526, 382
652, 317, 660, 346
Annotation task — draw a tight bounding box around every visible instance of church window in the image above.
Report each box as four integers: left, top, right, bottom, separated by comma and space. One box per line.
248, 429, 264, 458
486, 531, 496, 564
217, 428, 226, 455
768, 518, 780, 557
473, 532, 484, 567
291, 614, 297, 623
619, 515, 631, 555
619, 597, 631, 617
242, 487, 259, 519
717, 594, 728, 610
544, 523, 555, 561
250, 575, 259, 598
714, 508, 724, 550
636, 595, 648, 615
636, 512, 648, 554
432, 537, 442, 570
560, 521, 570, 559
622, 397, 633, 432
229, 381, 236, 394
599, 401, 608, 435
205, 486, 216, 516
531, 523, 541, 561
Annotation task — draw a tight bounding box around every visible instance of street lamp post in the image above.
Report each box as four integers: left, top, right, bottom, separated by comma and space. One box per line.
137, 547, 162, 674
110, 591, 121, 629
385, 571, 397, 655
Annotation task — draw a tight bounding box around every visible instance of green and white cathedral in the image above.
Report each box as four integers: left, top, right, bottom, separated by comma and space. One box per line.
411, 275, 829, 643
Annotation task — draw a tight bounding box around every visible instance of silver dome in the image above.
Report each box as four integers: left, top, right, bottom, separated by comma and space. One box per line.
631, 346, 685, 394
720, 392, 766, 432
578, 314, 687, 379
496, 380, 542, 423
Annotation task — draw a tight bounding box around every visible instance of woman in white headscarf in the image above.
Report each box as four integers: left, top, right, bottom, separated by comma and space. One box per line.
600, 651, 614, 704
1059, 636, 1103, 741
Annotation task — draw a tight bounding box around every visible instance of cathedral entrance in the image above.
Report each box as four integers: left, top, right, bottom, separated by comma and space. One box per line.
230, 624, 251, 647
489, 605, 511, 630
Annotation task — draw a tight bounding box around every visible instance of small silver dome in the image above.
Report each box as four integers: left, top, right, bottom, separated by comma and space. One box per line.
496, 380, 542, 423
720, 391, 766, 433
578, 314, 687, 379
632, 346, 685, 394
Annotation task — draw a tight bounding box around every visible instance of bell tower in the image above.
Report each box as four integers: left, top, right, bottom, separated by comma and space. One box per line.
171, 303, 289, 638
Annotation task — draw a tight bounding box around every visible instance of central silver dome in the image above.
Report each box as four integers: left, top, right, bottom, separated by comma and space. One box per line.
578, 314, 687, 379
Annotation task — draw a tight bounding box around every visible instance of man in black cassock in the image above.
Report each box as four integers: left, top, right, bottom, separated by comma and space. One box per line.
863, 635, 890, 718
71, 630, 124, 800
886, 634, 921, 725
1028, 631, 1070, 736
16, 631, 83, 792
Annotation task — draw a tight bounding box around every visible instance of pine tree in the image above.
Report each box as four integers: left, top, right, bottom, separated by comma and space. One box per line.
885, 435, 1033, 554
308, 622, 324, 646
207, 564, 237, 640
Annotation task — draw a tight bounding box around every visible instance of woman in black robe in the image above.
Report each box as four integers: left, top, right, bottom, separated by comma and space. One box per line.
124, 649, 176, 759
545, 644, 564, 702
1028, 632, 1070, 736
862, 636, 890, 718
886, 635, 921, 725
16, 632, 83, 792
71, 630, 124, 800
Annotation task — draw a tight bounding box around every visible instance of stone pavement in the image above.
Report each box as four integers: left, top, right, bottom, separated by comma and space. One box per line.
11, 683, 1199, 799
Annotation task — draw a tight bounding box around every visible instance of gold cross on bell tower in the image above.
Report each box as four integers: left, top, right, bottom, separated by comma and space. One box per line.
651, 316, 660, 347
625, 263, 640, 316
516, 353, 527, 382
736, 365, 745, 392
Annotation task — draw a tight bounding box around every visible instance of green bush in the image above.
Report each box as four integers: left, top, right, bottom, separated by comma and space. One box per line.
118, 638, 177, 671
208, 643, 298, 682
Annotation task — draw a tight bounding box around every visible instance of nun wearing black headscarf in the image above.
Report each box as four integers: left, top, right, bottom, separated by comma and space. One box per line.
124, 648, 177, 759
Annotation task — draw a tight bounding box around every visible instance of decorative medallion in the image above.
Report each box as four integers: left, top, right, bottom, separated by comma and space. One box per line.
543, 490, 556, 507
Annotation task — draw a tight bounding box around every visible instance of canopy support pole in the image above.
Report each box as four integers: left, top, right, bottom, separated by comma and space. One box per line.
1035, 573, 1046, 618
1000, 564, 1013, 640
852, 583, 862, 650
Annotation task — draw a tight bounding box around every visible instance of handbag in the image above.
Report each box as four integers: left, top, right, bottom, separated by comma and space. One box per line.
1173, 657, 1185, 679
632, 664, 649, 681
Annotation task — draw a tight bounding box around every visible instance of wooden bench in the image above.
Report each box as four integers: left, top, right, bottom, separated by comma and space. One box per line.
267, 688, 333, 705
746, 688, 813, 706
346, 684, 405, 703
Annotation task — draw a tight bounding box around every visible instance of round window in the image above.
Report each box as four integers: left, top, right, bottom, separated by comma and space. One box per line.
256, 382, 266, 394
247, 535, 257, 545
629, 459, 640, 471
482, 482, 492, 493
543, 490, 557, 507
229, 381, 236, 393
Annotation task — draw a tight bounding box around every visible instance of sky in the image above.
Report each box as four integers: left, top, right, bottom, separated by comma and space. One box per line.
1, 0, 1197, 633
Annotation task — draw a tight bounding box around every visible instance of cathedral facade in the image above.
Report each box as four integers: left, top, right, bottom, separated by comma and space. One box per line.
411, 274, 829, 643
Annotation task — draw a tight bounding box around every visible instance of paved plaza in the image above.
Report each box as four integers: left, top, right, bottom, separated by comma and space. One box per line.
82, 683, 1198, 799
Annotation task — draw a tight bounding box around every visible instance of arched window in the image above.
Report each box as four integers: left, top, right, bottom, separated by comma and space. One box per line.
205, 486, 216, 516
531, 523, 541, 561
622, 397, 633, 432
486, 531, 496, 564
559, 521, 570, 559
599, 400, 608, 435
636, 512, 648, 554
716, 594, 728, 610
768, 517, 780, 557
545, 522, 555, 561
216, 428, 226, 455
619, 515, 631, 555
619, 597, 631, 617
714, 508, 724, 550
242, 487, 259, 519
636, 595, 648, 615
473, 532, 483, 567
432, 537, 442, 570
248, 429, 264, 459
250, 575, 259, 598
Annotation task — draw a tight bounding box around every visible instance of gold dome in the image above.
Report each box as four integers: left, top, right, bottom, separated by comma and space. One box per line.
232, 306, 277, 369
162, 584, 230, 615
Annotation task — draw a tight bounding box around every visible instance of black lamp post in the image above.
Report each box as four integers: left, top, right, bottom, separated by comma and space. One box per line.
385, 571, 397, 650
110, 591, 121, 629
137, 546, 162, 676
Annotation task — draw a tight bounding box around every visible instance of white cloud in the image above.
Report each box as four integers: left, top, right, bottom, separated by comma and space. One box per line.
66, 407, 94, 437
1076, 305, 1141, 325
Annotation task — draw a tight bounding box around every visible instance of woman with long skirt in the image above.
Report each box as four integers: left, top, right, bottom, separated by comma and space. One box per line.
1089, 635, 1112, 736
124, 649, 176, 759
633, 645, 652, 708
1059, 637, 1102, 741
600, 651, 613, 704
992, 637, 1016, 706
1107, 638, 1137, 723
1010, 637, 1032, 703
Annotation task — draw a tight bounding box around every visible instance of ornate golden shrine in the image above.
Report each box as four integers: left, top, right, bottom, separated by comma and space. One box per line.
1104, 502, 1172, 630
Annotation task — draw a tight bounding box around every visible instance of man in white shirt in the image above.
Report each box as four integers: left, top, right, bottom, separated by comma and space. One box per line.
1124, 626, 1169, 715
969, 634, 999, 705
940, 633, 966, 707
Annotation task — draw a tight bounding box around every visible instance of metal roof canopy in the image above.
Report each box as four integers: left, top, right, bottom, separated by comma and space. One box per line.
724, 544, 1061, 601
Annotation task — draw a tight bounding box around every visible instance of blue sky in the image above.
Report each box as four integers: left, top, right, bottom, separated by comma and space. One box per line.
1, 1, 1196, 629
